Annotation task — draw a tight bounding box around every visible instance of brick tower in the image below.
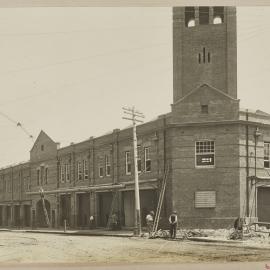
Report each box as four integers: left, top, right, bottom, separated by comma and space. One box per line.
173, 7, 237, 103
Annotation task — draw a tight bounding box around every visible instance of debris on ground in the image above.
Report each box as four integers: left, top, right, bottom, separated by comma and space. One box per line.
186, 230, 208, 238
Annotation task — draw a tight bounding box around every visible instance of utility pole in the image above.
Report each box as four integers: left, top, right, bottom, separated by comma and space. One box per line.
122, 106, 144, 236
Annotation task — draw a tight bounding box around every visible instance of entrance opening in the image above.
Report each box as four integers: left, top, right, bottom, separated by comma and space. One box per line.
98, 192, 113, 227
6, 206, 11, 226
60, 194, 71, 227
36, 199, 51, 227
77, 193, 90, 228
122, 189, 157, 228
257, 187, 270, 225
24, 205, 31, 227
14, 205, 20, 227
52, 209, 56, 228
0, 206, 2, 226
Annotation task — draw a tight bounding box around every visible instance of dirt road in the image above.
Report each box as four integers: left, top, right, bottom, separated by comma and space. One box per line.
0, 232, 269, 264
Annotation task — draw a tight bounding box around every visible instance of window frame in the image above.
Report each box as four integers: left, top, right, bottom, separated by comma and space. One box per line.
61, 164, 65, 183
264, 142, 270, 168
77, 161, 83, 181
194, 190, 216, 208
144, 147, 151, 173
105, 155, 111, 177
137, 145, 142, 173
125, 151, 132, 175
99, 165, 104, 178
83, 159, 89, 180
65, 164, 70, 182
195, 140, 215, 168
37, 169, 40, 186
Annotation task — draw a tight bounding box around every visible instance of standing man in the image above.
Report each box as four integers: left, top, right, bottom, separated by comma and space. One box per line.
169, 211, 178, 239
89, 215, 95, 230
146, 211, 155, 237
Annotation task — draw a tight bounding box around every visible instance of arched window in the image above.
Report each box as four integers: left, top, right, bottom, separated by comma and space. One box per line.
185, 7, 195, 27
187, 19, 195, 27
213, 7, 224, 24
213, 16, 222, 24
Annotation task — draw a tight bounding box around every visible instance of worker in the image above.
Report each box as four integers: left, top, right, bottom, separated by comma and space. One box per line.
169, 211, 178, 239
111, 213, 118, 231
233, 217, 244, 239
146, 211, 155, 237
89, 215, 95, 230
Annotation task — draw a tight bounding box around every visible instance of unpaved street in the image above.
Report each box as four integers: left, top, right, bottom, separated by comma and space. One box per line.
0, 232, 269, 264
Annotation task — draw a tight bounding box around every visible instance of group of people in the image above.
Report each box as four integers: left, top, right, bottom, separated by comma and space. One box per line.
146, 210, 178, 239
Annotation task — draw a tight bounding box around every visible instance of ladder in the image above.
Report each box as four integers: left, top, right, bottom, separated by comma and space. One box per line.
106, 191, 119, 229
39, 187, 51, 227
152, 163, 169, 234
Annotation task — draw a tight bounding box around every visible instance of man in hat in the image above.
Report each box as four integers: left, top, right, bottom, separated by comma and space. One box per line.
169, 211, 178, 239
146, 211, 155, 237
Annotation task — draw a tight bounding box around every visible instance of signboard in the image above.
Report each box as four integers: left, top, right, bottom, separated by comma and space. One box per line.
196, 154, 214, 167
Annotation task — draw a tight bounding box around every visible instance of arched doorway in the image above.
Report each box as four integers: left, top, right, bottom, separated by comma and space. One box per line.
36, 199, 51, 227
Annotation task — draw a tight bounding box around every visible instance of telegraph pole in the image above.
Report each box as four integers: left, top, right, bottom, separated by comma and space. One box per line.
122, 106, 144, 236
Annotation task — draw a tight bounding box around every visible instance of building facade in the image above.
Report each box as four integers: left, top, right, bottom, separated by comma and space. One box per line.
0, 6, 270, 229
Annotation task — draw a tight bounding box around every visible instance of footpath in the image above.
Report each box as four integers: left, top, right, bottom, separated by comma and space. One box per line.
1, 227, 270, 249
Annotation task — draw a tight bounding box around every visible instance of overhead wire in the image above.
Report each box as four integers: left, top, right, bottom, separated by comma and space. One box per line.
0, 110, 34, 141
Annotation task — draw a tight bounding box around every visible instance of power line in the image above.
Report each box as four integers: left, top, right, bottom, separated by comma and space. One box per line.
0, 110, 34, 141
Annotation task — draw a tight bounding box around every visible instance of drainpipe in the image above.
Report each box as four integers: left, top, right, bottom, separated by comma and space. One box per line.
245, 110, 249, 217
254, 127, 262, 219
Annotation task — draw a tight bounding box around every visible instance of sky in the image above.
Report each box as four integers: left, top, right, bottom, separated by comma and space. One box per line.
0, 7, 268, 167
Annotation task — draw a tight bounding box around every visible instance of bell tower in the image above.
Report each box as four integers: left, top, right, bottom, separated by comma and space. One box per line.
173, 6, 237, 103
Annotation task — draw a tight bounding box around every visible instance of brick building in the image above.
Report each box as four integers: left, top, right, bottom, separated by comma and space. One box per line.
0, 6, 270, 229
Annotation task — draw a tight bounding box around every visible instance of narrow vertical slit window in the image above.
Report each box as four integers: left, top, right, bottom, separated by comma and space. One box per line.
77, 161, 82, 181
105, 155, 111, 176
83, 160, 88, 180
208, 52, 211, 63
61, 164, 65, 183
198, 53, 201, 64
125, 151, 131, 175
144, 147, 151, 172
37, 169, 40, 186
203, 47, 206, 63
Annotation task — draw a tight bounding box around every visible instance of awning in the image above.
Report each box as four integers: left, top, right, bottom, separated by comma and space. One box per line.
26, 183, 125, 196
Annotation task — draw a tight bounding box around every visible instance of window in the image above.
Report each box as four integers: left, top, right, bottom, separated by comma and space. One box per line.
3, 177, 7, 192
213, 6, 224, 24
45, 167, 48, 184
99, 166, 104, 178
65, 164, 70, 182
185, 7, 195, 27
77, 161, 82, 181
264, 142, 270, 168
37, 169, 40, 185
195, 140, 215, 167
137, 146, 142, 173
61, 164, 65, 183
125, 151, 131, 175
105, 155, 111, 176
144, 147, 151, 172
201, 105, 208, 114
199, 7, 209, 25
8, 180, 11, 193
83, 160, 88, 180
40, 166, 44, 185
195, 191, 216, 208
41, 145, 44, 151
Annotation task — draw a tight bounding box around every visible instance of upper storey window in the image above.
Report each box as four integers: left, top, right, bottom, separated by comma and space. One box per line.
199, 7, 209, 25
185, 7, 195, 27
213, 7, 224, 24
